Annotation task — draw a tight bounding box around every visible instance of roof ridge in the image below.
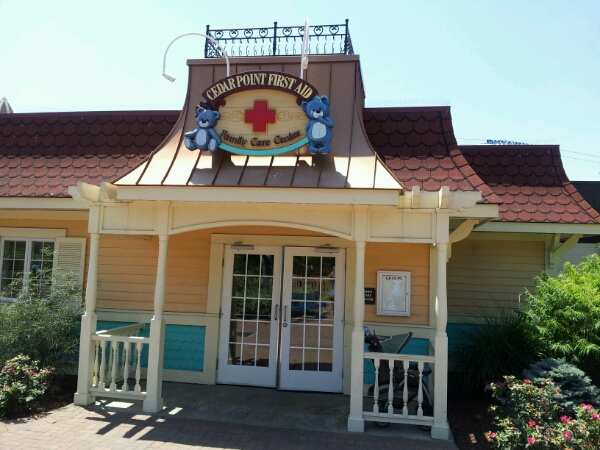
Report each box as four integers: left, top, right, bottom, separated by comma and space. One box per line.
0, 110, 179, 119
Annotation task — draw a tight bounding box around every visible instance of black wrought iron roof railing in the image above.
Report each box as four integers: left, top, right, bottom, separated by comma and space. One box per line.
204, 20, 354, 58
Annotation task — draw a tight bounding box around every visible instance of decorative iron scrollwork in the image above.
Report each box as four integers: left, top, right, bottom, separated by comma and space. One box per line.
204, 20, 353, 58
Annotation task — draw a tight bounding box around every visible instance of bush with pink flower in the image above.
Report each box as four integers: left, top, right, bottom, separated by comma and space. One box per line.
488, 376, 600, 449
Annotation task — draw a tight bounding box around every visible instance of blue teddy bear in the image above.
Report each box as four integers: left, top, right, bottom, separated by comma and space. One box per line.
184, 106, 221, 152
302, 96, 334, 154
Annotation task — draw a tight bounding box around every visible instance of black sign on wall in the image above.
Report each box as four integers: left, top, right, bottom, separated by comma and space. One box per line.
364, 287, 376, 305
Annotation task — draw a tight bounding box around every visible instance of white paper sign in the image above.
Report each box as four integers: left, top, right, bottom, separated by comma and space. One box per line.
376, 271, 411, 316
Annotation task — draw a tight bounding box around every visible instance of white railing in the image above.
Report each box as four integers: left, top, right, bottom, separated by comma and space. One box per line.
363, 352, 435, 426
89, 323, 150, 400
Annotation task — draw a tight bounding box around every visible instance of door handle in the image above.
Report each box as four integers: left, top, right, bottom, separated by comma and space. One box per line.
274, 304, 279, 320
282, 305, 288, 327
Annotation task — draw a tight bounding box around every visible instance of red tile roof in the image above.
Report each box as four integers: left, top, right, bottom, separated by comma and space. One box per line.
0, 111, 176, 197
363, 107, 498, 203
0, 109, 598, 225
460, 145, 600, 224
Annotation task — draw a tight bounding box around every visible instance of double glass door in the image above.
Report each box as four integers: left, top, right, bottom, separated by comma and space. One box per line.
217, 245, 345, 392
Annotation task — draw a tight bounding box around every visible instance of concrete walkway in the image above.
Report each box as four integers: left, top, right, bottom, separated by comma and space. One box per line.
0, 383, 457, 449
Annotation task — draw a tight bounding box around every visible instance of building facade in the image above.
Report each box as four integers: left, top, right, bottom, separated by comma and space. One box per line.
1, 24, 599, 440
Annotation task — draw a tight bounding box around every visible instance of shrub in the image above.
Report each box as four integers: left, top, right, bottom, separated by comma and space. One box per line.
525, 255, 600, 374
524, 358, 600, 413
452, 314, 543, 393
0, 269, 82, 371
488, 376, 600, 449
0, 355, 54, 418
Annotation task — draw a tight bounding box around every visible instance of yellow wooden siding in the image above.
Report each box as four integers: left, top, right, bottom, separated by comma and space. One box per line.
364, 243, 430, 325
447, 238, 545, 321
96, 226, 327, 312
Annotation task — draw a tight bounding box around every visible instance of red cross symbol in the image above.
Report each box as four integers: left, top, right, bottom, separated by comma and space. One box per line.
244, 100, 276, 133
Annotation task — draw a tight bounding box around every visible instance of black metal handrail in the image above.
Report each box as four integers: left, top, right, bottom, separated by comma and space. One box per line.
204, 20, 353, 58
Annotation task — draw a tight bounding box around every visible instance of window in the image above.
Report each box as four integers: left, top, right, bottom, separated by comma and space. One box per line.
0, 239, 55, 299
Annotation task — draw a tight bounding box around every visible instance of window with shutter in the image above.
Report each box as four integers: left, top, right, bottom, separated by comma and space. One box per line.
0, 238, 56, 299
53, 237, 87, 290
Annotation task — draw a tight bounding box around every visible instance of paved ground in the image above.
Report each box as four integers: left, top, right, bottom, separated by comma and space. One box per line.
0, 383, 457, 449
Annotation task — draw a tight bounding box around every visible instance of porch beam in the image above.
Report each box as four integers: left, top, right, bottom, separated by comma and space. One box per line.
143, 233, 169, 413
73, 230, 100, 405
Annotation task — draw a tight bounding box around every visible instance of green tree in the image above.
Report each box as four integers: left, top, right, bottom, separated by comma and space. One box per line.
0, 263, 82, 372
525, 254, 600, 376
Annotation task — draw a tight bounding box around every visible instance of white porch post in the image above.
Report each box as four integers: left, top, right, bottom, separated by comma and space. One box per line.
73, 231, 100, 405
431, 230, 451, 439
143, 233, 169, 413
347, 235, 366, 432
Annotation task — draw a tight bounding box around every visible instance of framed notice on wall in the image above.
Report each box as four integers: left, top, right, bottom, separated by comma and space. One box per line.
376, 271, 411, 316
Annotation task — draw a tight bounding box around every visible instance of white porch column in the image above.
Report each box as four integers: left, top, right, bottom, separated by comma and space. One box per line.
431, 240, 450, 440
73, 231, 100, 405
143, 233, 169, 413
347, 239, 366, 432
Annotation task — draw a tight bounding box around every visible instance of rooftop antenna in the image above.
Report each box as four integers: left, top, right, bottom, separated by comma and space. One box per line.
299, 18, 310, 79
162, 32, 230, 82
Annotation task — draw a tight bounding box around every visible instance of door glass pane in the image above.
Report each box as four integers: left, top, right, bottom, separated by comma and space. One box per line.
227, 252, 276, 368
319, 350, 333, 372
246, 276, 259, 298
305, 279, 320, 300
233, 254, 246, 274
287, 254, 338, 372
232, 276, 245, 297
258, 300, 271, 320
256, 346, 269, 367
257, 322, 271, 344
231, 299, 244, 319
290, 324, 303, 347
321, 279, 335, 301
261, 255, 274, 276
290, 301, 305, 323
259, 276, 273, 299
243, 321, 257, 344
321, 257, 335, 277
305, 325, 318, 348
292, 256, 306, 277
304, 349, 318, 371
242, 344, 256, 366
244, 298, 258, 320
289, 348, 303, 370
291, 278, 305, 300
247, 254, 260, 275
306, 257, 320, 277
229, 343, 241, 365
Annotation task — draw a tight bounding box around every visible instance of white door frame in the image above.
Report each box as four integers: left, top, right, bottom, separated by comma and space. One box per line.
279, 246, 345, 392
217, 245, 283, 387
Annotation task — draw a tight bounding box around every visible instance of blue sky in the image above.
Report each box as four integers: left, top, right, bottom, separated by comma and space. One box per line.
1, 0, 599, 179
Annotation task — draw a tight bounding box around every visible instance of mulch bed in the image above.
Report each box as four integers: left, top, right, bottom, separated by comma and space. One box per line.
448, 390, 494, 450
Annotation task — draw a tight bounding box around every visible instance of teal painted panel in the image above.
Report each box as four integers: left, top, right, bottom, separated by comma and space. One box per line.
96, 321, 205, 372
163, 324, 205, 372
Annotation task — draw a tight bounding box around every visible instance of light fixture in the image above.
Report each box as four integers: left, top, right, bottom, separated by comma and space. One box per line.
162, 32, 230, 82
